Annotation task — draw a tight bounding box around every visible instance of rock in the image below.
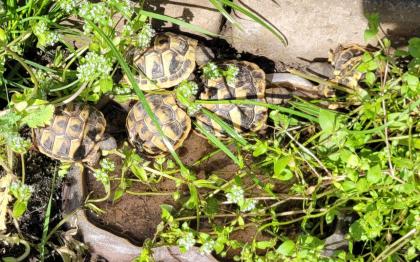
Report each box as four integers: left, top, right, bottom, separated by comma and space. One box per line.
222, 0, 420, 65
143, 0, 224, 37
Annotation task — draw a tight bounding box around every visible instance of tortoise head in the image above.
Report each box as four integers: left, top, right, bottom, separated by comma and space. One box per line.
83, 135, 117, 166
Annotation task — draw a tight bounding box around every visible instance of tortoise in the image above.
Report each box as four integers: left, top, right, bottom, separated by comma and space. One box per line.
125, 60, 328, 154
126, 32, 213, 91
195, 60, 333, 137
195, 60, 269, 137
33, 103, 116, 165
126, 94, 191, 155
328, 44, 367, 88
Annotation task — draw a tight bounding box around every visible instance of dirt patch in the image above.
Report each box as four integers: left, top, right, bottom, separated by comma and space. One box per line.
0, 149, 62, 261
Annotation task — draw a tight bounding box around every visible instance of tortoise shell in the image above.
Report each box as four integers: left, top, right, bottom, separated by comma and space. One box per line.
33, 103, 107, 162
329, 44, 366, 88
130, 33, 198, 90
126, 94, 191, 155
196, 60, 268, 137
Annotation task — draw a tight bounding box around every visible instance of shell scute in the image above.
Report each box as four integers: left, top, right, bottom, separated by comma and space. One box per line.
129, 33, 197, 90
126, 94, 191, 155
197, 60, 268, 137
34, 103, 106, 162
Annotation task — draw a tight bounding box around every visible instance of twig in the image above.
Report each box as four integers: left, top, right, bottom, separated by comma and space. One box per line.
373, 228, 417, 262
285, 131, 332, 177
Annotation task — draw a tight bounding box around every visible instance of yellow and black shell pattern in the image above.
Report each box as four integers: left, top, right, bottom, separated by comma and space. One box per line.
329, 44, 366, 88
131, 33, 198, 90
126, 94, 191, 155
33, 103, 107, 162
196, 60, 268, 137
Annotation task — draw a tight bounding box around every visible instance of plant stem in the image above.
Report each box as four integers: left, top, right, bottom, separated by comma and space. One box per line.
373, 228, 417, 262
126, 190, 174, 196
5, 48, 40, 97
20, 153, 25, 183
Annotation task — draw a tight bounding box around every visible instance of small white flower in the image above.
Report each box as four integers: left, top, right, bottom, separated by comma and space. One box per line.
78, 2, 112, 27
35, 70, 59, 91
57, 0, 78, 13
113, 85, 132, 95
240, 199, 257, 212
93, 169, 109, 185
45, 31, 60, 46
177, 232, 196, 251
7, 135, 31, 154
33, 21, 61, 47
225, 64, 239, 87
177, 80, 199, 98
137, 24, 155, 49
203, 62, 221, 79
226, 185, 244, 204
77, 52, 113, 82
10, 181, 33, 201
122, 24, 134, 37
200, 239, 215, 255
34, 21, 48, 36
100, 159, 115, 172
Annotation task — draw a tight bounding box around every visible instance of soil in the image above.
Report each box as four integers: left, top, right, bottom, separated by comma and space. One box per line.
84, 102, 302, 261
0, 149, 63, 261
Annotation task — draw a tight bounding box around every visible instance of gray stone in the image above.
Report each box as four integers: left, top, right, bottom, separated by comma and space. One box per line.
222, 0, 420, 65
144, 0, 224, 37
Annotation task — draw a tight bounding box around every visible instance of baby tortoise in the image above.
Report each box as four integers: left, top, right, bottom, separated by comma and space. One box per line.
126, 94, 191, 155
127, 32, 213, 90
126, 60, 327, 154
196, 60, 268, 137
33, 103, 116, 165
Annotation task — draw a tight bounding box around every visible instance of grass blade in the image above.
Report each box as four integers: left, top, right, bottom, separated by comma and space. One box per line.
139, 10, 219, 37
196, 99, 318, 123
218, 0, 287, 45
208, 0, 241, 29
195, 122, 243, 168
89, 22, 187, 171
200, 108, 248, 146
39, 171, 56, 261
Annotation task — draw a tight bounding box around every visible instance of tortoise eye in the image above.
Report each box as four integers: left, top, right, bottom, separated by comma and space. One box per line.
159, 39, 169, 45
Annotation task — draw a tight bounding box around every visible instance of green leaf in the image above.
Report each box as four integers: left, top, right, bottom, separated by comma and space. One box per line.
342, 181, 356, 192
319, 109, 336, 132
131, 165, 147, 181
113, 187, 124, 202
408, 37, 420, 58
12, 200, 27, 218
274, 169, 293, 181
326, 209, 337, 224
253, 140, 268, 157
160, 204, 174, 221
205, 197, 219, 216
356, 178, 369, 193
21, 104, 54, 128
99, 77, 113, 93
364, 72, 376, 86
364, 13, 380, 41
184, 184, 199, 209
274, 156, 292, 177
276, 240, 295, 256
256, 240, 276, 249
367, 164, 381, 184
